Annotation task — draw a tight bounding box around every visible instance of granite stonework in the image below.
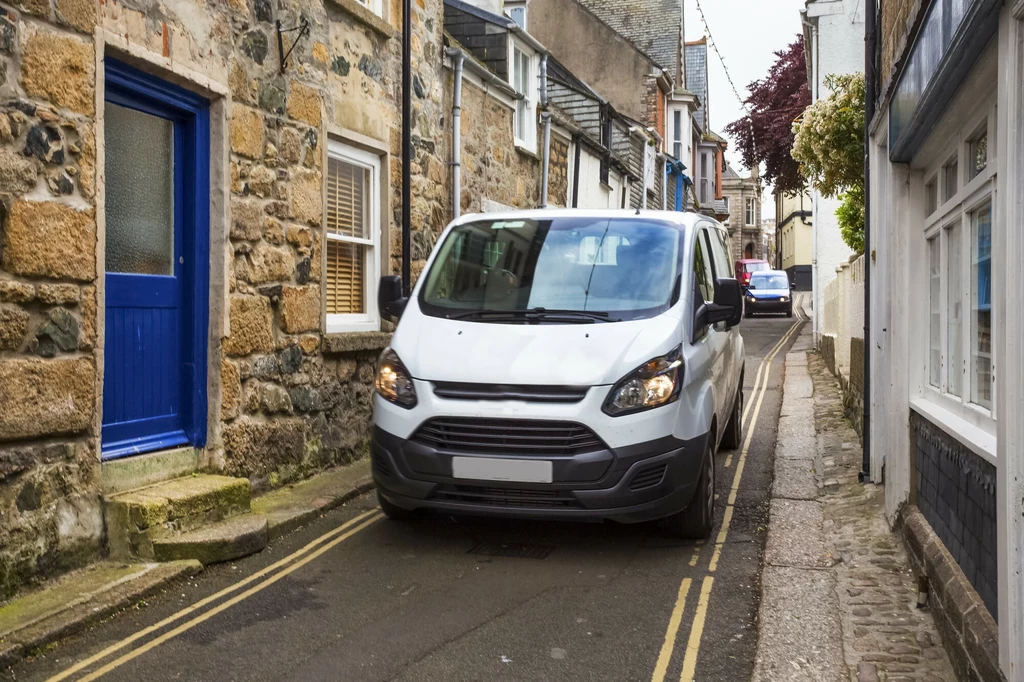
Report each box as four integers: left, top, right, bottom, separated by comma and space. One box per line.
0, 0, 560, 599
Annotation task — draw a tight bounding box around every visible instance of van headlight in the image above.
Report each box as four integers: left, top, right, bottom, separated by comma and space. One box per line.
375, 349, 417, 408
603, 346, 683, 416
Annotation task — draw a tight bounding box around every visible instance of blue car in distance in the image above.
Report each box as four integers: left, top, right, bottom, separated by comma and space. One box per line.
744, 270, 793, 318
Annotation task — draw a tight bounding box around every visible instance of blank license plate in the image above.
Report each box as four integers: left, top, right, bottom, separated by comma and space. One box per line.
451, 457, 553, 483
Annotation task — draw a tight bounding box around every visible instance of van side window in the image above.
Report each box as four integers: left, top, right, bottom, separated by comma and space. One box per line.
694, 230, 715, 303
706, 228, 733, 280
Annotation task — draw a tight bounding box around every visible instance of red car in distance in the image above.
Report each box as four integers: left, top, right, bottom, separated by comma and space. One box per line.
735, 259, 769, 289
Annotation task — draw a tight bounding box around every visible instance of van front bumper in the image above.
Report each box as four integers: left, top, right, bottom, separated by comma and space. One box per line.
370, 426, 709, 524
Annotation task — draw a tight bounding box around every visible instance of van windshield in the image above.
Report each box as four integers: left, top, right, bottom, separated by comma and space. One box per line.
418, 217, 682, 322
744, 262, 769, 273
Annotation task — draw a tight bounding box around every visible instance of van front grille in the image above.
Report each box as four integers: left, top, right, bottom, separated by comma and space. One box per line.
411, 418, 604, 455
430, 485, 581, 508
432, 382, 588, 403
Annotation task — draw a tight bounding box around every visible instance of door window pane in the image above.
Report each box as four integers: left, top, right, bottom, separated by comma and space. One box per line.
928, 236, 940, 387
947, 222, 962, 397
105, 102, 175, 275
971, 202, 992, 408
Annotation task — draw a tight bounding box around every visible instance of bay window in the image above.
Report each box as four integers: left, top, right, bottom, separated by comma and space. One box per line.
921, 102, 996, 424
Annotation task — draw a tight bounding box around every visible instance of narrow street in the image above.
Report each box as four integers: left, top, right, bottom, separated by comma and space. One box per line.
5, 313, 803, 682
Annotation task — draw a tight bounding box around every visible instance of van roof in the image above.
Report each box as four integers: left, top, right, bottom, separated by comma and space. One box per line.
450, 208, 724, 231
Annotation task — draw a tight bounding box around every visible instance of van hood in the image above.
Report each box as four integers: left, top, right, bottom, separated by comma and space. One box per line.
391, 307, 683, 387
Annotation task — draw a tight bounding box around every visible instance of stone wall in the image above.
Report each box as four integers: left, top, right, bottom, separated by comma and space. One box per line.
548, 134, 569, 207
458, 78, 540, 214
0, 2, 103, 598
878, 0, 922, 97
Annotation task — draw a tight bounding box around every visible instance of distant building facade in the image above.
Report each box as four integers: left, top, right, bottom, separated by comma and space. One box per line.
775, 190, 812, 289
721, 162, 763, 262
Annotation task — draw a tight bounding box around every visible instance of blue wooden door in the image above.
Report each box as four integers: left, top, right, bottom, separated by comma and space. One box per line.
101, 61, 210, 460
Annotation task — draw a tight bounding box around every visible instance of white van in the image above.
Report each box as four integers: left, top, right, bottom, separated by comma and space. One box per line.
371, 210, 745, 538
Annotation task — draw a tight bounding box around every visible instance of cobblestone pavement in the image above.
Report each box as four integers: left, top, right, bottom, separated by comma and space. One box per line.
809, 352, 957, 682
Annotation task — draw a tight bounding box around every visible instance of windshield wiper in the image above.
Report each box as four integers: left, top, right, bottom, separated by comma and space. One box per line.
445, 308, 620, 322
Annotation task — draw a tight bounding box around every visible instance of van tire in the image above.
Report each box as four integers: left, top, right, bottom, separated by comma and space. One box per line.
378, 491, 416, 521
664, 440, 715, 539
721, 387, 743, 450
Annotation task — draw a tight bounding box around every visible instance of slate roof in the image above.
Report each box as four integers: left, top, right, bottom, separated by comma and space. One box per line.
444, 0, 514, 80
685, 40, 709, 130
576, 0, 682, 83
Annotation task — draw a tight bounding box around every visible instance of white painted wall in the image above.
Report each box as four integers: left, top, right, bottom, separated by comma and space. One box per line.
576, 149, 605, 209
997, 5, 1024, 676
804, 0, 862, 345
576, 149, 623, 209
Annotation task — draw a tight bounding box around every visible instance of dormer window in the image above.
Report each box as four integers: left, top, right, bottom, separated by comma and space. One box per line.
506, 0, 527, 29
510, 39, 538, 152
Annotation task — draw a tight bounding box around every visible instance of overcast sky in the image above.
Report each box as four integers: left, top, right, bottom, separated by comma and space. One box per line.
684, 0, 808, 220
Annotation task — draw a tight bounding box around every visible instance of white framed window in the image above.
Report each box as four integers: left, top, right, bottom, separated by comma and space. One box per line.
325, 141, 381, 333
355, 0, 384, 18
745, 197, 755, 226
672, 110, 683, 160
505, 0, 527, 28
920, 100, 997, 427
511, 40, 537, 151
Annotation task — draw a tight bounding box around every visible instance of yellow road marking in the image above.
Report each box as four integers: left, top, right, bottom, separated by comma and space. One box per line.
653, 318, 802, 681
707, 506, 733, 573
712, 320, 799, 567
77, 513, 383, 681
48, 508, 382, 682
650, 578, 694, 682
728, 320, 802, 468
679, 576, 714, 682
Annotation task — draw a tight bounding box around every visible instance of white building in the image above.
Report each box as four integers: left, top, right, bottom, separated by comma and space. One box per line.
869, 0, 1024, 679
801, 0, 864, 344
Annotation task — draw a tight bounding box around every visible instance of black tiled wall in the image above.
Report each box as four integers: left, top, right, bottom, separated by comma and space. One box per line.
912, 411, 998, 618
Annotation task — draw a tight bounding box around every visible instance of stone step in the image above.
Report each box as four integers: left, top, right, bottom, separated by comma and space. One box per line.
105, 474, 252, 560
152, 514, 268, 565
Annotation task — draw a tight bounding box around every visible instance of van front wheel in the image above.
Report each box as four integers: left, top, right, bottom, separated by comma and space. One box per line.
378, 491, 417, 521
721, 387, 743, 450
663, 440, 715, 539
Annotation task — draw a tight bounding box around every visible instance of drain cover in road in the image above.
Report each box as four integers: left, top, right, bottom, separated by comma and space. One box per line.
468, 543, 554, 560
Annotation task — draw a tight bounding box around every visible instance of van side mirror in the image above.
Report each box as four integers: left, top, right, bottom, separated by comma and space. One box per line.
696, 277, 743, 331
378, 275, 408, 321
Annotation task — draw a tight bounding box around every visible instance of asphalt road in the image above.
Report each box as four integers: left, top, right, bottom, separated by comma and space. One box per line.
7, 311, 804, 682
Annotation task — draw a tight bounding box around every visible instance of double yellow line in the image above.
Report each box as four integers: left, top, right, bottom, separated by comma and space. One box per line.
49, 509, 382, 681
651, 316, 803, 682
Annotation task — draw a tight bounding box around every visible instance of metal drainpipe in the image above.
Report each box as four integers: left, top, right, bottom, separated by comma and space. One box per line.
861, 0, 876, 483
571, 135, 581, 207
446, 48, 465, 220
539, 55, 551, 208
401, 0, 411, 296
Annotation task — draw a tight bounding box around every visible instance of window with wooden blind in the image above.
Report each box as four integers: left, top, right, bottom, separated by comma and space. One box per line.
325, 141, 380, 333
